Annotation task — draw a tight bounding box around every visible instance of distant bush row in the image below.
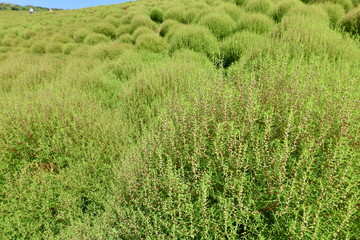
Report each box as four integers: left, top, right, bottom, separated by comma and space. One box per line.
0, 3, 62, 11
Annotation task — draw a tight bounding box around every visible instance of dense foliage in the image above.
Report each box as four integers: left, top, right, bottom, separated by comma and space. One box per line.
0, 0, 359, 239
0, 2, 62, 11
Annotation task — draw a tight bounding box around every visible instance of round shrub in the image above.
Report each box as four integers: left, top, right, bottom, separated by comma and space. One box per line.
234, 0, 247, 6
169, 25, 219, 57
107, 50, 162, 80
118, 34, 133, 43
171, 48, 211, 66
271, 0, 304, 22
339, 6, 360, 34
285, 5, 329, 23
31, 41, 46, 54
105, 16, 122, 27
84, 33, 110, 45
309, 0, 353, 12
66, 28, 78, 39
88, 42, 129, 60
20, 29, 36, 40
1, 38, 14, 47
51, 34, 73, 44
220, 31, 268, 67
198, 12, 236, 39
73, 28, 92, 43
163, 7, 185, 22
70, 45, 91, 57
244, 0, 274, 14
11, 38, 21, 47
132, 27, 154, 41
121, 13, 136, 24
46, 43, 63, 53
187, 1, 210, 11
237, 13, 275, 34
135, 33, 169, 53
62, 43, 79, 55
117, 24, 132, 37
150, 8, 164, 23
93, 23, 117, 39
159, 19, 179, 37
272, 15, 359, 60
319, 3, 345, 26
130, 15, 156, 31
0, 47, 10, 53
219, 3, 246, 21
353, 0, 360, 7
183, 9, 201, 24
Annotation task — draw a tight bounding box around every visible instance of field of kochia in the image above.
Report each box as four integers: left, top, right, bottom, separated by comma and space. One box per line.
0, 0, 359, 239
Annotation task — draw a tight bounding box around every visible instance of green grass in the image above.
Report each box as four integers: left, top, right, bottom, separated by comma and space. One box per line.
0, 0, 359, 239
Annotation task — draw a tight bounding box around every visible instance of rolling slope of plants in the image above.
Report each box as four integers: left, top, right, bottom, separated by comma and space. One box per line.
0, 0, 359, 239
0, 3, 62, 11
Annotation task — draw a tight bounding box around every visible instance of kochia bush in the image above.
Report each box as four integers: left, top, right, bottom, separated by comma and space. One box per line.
159, 19, 179, 37
308, 0, 353, 12
150, 8, 164, 23
219, 3, 246, 21
84, 33, 110, 45
51, 33, 73, 44
118, 34, 133, 43
339, 5, 360, 34
31, 41, 46, 54
130, 15, 156, 31
169, 25, 219, 58
20, 29, 36, 40
197, 12, 236, 39
237, 13, 275, 34
135, 33, 169, 53
271, 0, 304, 22
244, 0, 275, 15
46, 42, 63, 53
116, 24, 132, 37
62, 43, 79, 55
93, 22, 117, 39
319, 3, 345, 26
73, 28, 92, 43
163, 7, 185, 22
220, 31, 268, 67
132, 26, 154, 41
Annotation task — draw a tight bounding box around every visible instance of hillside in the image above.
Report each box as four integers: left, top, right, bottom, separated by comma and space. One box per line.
0, 2, 62, 11
0, 0, 359, 239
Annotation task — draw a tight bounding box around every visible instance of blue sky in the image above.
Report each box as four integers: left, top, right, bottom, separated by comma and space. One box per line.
2, 0, 130, 9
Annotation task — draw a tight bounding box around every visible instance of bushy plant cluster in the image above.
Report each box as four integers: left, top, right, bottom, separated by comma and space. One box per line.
0, 0, 359, 239
339, 4, 360, 34
169, 25, 220, 57
197, 12, 236, 38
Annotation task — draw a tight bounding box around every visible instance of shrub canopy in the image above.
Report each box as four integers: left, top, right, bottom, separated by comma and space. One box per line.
169, 25, 219, 58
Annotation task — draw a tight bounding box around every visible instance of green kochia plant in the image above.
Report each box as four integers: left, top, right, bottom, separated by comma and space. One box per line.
318, 2, 345, 26
271, 0, 304, 22
197, 12, 236, 39
93, 22, 117, 39
132, 26, 154, 41
135, 33, 169, 53
220, 31, 268, 68
244, 0, 275, 14
237, 13, 275, 34
159, 19, 179, 37
73, 28, 92, 43
169, 25, 219, 58
339, 5, 360, 34
84, 33, 110, 45
150, 7, 164, 23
